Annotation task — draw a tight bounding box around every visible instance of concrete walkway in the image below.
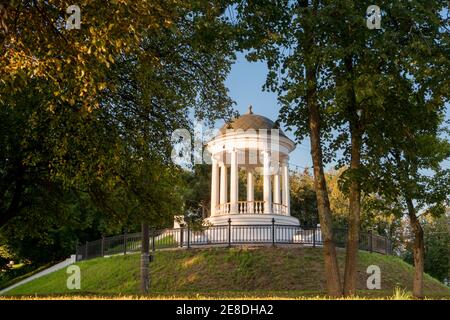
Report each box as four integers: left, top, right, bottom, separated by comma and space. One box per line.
0, 255, 76, 295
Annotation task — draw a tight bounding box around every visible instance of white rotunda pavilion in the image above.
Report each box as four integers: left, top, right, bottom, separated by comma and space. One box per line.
206, 106, 300, 226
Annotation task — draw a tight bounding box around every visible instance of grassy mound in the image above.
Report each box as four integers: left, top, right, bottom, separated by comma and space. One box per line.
3, 246, 449, 298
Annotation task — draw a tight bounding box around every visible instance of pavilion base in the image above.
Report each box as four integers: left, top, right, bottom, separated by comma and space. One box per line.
205, 214, 300, 226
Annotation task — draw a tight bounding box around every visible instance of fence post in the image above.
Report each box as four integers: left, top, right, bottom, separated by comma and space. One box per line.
152, 229, 156, 252
124, 231, 127, 255
75, 240, 79, 261
187, 224, 191, 249
271, 218, 275, 246
385, 237, 389, 255
369, 230, 373, 253
101, 236, 105, 257
180, 226, 184, 248
85, 240, 88, 260
228, 218, 232, 247
313, 228, 316, 248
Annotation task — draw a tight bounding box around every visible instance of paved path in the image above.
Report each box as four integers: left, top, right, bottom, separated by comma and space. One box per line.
0, 255, 76, 295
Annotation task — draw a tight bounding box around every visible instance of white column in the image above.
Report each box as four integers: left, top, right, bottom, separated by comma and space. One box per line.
210, 158, 219, 216
281, 159, 290, 215
220, 164, 228, 209
230, 149, 239, 214
247, 169, 254, 213
273, 168, 281, 213
262, 150, 272, 214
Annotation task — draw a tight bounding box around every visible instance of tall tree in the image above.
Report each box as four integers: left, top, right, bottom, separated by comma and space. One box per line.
237, 0, 449, 297
117, 2, 237, 292
1, 1, 237, 293
327, 1, 365, 295
236, 0, 343, 296
360, 0, 449, 298
315, 0, 449, 295
363, 69, 449, 298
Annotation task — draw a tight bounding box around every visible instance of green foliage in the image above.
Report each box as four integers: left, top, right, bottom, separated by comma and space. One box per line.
0, 83, 126, 258
423, 214, 450, 283
235, 0, 449, 189
0, 1, 237, 265
181, 164, 212, 220
0, 245, 14, 271
0, 0, 236, 114
290, 169, 319, 228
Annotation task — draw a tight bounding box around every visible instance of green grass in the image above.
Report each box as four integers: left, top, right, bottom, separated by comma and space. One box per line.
3, 246, 450, 299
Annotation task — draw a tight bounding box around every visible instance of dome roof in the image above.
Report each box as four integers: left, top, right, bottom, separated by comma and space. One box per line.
219, 106, 288, 138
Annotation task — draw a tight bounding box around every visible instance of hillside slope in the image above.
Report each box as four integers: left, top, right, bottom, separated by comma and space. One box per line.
4, 246, 449, 298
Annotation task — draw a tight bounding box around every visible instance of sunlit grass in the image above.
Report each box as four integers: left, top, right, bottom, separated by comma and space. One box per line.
392, 286, 413, 300
0, 290, 446, 300
3, 247, 449, 298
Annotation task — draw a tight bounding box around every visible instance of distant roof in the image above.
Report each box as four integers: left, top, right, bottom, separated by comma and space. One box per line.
219, 106, 288, 138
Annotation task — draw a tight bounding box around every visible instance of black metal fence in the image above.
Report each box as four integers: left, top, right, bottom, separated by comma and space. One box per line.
75, 219, 392, 261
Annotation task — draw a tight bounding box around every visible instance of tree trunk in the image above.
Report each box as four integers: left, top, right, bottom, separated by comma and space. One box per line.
300, 0, 341, 297
343, 56, 361, 296
343, 141, 361, 296
307, 68, 342, 297
406, 198, 424, 299
140, 222, 150, 295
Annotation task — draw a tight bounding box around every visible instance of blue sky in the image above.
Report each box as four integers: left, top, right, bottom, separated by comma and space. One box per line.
222, 52, 450, 172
